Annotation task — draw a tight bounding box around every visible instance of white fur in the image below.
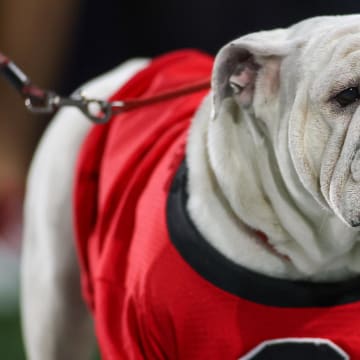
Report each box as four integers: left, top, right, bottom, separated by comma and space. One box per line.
188, 15, 360, 280
21, 59, 149, 360
22, 14, 360, 359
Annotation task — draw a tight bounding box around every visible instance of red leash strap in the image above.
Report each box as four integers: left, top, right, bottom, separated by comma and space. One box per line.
111, 78, 211, 114
0, 50, 212, 123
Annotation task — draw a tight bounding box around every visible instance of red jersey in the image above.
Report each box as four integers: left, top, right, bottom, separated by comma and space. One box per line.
74, 50, 360, 359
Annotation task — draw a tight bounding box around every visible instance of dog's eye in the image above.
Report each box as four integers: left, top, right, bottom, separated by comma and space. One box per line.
334, 87, 360, 107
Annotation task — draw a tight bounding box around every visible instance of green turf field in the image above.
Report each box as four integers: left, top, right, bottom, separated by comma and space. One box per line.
0, 251, 25, 359
0, 310, 25, 359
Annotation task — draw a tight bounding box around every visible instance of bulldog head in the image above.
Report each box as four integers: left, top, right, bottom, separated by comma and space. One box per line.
211, 15, 360, 230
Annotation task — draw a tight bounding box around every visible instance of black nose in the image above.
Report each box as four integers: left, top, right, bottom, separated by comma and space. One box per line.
350, 220, 360, 227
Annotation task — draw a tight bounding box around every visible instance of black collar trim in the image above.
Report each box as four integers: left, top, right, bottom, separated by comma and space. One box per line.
166, 161, 360, 308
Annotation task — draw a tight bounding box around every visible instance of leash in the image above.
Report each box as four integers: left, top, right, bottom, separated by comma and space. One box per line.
0, 52, 292, 263
0, 52, 211, 123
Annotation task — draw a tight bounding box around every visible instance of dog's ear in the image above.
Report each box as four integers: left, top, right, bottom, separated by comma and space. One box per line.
212, 29, 297, 115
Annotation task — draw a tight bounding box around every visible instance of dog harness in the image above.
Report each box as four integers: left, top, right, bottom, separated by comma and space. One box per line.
74, 50, 360, 359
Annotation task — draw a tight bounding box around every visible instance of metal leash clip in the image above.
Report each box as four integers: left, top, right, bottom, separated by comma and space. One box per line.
0, 52, 116, 123
25, 90, 116, 124
0, 52, 211, 124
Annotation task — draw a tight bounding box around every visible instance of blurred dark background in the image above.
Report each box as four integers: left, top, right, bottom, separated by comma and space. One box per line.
1, 1, 360, 358
65, 0, 360, 93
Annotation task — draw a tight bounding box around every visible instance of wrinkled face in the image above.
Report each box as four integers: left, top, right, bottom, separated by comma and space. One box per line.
287, 23, 360, 227
212, 15, 360, 229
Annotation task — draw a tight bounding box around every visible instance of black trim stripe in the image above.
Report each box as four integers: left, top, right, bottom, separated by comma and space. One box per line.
166, 161, 360, 308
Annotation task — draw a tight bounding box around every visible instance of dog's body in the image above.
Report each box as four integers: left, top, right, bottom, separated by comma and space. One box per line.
22, 15, 360, 359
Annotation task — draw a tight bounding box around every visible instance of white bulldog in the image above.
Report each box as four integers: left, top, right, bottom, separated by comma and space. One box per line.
21, 15, 360, 359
